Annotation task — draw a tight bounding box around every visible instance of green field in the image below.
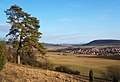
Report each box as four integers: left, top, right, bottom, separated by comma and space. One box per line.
46, 52, 120, 78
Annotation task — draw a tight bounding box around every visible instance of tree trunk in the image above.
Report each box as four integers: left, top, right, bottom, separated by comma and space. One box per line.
16, 48, 21, 64
16, 54, 20, 64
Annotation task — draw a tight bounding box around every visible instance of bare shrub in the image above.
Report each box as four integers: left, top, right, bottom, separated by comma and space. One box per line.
0, 41, 7, 70
55, 66, 80, 75
101, 65, 120, 82
7, 46, 16, 63
21, 53, 53, 70
89, 69, 94, 82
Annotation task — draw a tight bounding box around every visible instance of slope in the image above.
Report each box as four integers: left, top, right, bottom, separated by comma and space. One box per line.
0, 63, 85, 82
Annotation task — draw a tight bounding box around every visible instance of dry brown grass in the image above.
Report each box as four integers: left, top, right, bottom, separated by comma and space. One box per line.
0, 62, 88, 82
46, 52, 120, 78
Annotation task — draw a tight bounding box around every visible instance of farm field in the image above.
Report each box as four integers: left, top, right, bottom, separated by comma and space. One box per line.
46, 52, 120, 78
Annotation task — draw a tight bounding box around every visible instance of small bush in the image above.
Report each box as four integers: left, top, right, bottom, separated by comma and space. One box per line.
21, 54, 53, 70
101, 65, 120, 82
74, 70, 80, 75
6, 46, 16, 63
89, 69, 94, 82
55, 66, 80, 75
0, 41, 7, 70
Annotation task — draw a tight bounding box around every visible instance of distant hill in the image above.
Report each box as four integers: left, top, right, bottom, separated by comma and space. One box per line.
44, 43, 63, 46
83, 39, 120, 46
44, 39, 120, 47
44, 43, 77, 47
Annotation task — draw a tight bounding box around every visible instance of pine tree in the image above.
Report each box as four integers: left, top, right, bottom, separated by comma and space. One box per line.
5, 5, 46, 64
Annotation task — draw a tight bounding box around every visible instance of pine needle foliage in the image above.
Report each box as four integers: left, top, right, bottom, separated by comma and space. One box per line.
5, 5, 46, 64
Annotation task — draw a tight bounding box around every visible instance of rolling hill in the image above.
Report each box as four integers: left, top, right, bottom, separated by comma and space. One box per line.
83, 39, 120, 46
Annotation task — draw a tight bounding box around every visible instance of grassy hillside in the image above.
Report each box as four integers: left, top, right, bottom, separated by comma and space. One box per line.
0, 62, 86, 82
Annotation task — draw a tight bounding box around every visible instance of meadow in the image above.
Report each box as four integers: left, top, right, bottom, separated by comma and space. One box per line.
46, 52, 120, 78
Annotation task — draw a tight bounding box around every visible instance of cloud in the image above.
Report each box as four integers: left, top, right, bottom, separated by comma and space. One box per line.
41, 33, 97, 44
0, 24, 10, 38
41, 31, 119, 44
0, 24, 10, 33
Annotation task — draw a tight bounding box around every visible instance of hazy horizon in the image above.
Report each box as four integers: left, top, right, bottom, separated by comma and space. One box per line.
0, 0, 120, 44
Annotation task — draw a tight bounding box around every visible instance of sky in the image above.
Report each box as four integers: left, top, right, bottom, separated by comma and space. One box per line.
0, 0, 120, 44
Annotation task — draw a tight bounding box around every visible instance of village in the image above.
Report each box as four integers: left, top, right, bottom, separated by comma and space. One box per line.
54, 47, 120, 56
